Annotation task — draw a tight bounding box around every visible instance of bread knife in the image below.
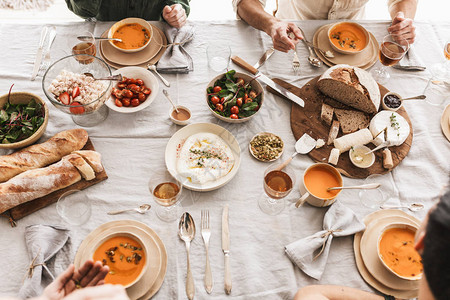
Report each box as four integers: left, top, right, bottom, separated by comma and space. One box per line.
253, 47, 275, 69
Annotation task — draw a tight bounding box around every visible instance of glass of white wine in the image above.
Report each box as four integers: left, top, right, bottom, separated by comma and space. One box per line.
148, 169, 183, 222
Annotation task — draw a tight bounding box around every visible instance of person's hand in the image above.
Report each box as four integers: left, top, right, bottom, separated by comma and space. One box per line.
267, 21, 303, 52
42, 260, 109, 300
162, 4, 187, 28
388, 11, 416, 44
62, 285, 129, 300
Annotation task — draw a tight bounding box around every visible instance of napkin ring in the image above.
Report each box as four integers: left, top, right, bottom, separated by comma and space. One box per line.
313, 229, 343, 261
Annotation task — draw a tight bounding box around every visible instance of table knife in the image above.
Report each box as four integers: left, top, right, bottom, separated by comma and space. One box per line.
31, 26, 48, 81
222, 205, 231, 295
253, 47, 275, 69
392, 65, 426, 71
231, 56, 305, 107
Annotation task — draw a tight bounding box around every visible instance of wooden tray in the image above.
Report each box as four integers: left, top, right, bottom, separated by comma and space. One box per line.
267, 76, 413, 179
1, 138, 108, 225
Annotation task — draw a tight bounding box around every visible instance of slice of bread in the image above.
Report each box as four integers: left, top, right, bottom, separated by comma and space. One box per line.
64, 153, 95, 181
327, 120, 340, 145
73, 150, 103, 173
321, 103, 334, 126
317, 64, 380, 114
334, 108, 370, 134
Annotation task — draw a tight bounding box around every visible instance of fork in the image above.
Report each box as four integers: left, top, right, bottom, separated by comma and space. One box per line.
292, 45, 301, 74
38, 26, 56, 77
201, 209, 213, 294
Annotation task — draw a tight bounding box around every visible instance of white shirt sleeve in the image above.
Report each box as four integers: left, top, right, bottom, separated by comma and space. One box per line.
387, 0, 416, 14
232, 0, 266, 20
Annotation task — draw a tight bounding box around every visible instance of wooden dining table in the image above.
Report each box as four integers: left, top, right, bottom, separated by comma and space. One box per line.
0, 19, 449, 299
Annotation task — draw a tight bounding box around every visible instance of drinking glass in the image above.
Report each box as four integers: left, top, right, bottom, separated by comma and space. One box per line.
72, 31, 96, 64
371, 34, 409, 85
148, 169, 183, 222
258, 163, 296, 215
359, 174, 397, 209
206, 45, 231, 72
56, 190, 91, 225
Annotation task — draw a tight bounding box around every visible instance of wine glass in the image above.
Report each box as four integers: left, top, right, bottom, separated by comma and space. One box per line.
72, 31, 97, 64
359, 174, 397, 209
148, 169, 183, 222
258, 163, 296, 215
371, 34, 409, 85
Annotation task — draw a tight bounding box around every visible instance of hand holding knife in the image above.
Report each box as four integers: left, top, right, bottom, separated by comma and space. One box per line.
222, 205, 231, 294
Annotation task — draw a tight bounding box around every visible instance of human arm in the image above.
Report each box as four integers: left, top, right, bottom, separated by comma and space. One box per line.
61, 285, 129, 300
64, 0, 102, 19
387, 0, 418, 44
294, 285, 385, 300
236, 0, 303, 52
162, 0, 190, 28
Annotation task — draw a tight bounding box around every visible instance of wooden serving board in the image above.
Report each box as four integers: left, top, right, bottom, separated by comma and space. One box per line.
267, 76, 413, 179
1, 138, 108, 225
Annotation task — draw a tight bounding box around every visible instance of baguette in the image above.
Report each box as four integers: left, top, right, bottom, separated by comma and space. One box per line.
72, 150, 103, 173
0, 129, 88, 183
0, 157, 82, 214
66, 153, 95, 181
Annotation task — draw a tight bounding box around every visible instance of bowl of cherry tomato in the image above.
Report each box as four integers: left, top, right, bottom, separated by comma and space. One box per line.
206, 70, 264, 123
106, 66, 159, 113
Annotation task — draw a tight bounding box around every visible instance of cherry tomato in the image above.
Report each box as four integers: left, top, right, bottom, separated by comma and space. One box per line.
69, 101, 85, 114
136, 79, 144, 86
138, 93, 146, 102
117, 83, 126, 89
142, 88, 151, 95
114, 91, 123, 99
115, 99, 123, 107
210, 96, 220, 105
123, 89, 133, 98
129, 78, 137, 84
249, 90, 257, 99
244, 93, 249, 100
236, 98, 243, 107
131, 98, 140, 107
215, 103, 224, 112
220, 97, 225, 104
120, 77, 128, 84
213, 86, 222, 93
236, 78, 245, 86
230, 114, 239, 119
111, 88, 117, 96
127, 84, 140, 93
244, 97, 253, 104
126, 78, 133, 84
122, 98, 131, 107
230, 106, 239, 114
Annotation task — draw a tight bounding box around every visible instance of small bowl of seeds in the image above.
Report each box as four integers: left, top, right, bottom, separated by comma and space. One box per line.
249, 132, 284, 162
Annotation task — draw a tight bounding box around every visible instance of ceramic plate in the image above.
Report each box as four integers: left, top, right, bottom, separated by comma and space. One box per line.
248, 132, 284, 162
74, 220, 167, 300
440, 104, 450, 142
165, 123, 241, 192
312, 24, 378, 69
106, 67, 159, 113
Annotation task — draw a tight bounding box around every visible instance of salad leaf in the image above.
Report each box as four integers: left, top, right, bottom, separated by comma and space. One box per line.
241, 102, 258, 111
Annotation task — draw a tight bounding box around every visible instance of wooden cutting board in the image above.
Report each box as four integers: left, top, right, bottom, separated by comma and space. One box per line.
267, 76, 413, 179
1, 138, 108, 226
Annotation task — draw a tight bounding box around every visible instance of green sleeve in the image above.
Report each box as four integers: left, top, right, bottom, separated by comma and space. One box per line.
165, 0, 190, 17
65, 0, 103, 19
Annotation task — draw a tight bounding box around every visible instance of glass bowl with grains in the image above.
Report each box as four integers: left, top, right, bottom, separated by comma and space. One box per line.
249, 132, 284, 162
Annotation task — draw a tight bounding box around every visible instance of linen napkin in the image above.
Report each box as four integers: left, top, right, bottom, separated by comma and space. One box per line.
18, 225, 71, 299
394, 45, 426, 70
156, 24, 194, 74
285, 201, 365, 280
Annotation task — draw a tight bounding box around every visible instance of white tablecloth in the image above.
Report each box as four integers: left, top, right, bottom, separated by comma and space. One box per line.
0, 20, 449, 299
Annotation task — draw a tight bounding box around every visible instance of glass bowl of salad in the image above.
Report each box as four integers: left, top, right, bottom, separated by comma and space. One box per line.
42, 54, 113, 127
206, 70, 264, 123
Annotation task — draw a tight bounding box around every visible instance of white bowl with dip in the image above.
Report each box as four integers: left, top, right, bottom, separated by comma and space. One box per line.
349, 145, 375, 169
169, 105, 191, 125
381, 92, 403, 112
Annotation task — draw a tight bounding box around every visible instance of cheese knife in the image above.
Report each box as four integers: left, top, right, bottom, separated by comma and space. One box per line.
31, 26, 48, 81
253, 47, 275, 69
222, 205, 231, 295
231, 56, 305, 107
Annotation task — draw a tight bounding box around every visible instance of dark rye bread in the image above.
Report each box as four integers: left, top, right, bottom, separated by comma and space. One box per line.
321, 103, 334, 126
317, 64, 380, 114
334, 108, 370, 134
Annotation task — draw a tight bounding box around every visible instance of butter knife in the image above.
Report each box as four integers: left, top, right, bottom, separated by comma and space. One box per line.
392, 65, 426, 71
253, 47, 275, 69
31, 26, 48, 81
222, 205, 231, 295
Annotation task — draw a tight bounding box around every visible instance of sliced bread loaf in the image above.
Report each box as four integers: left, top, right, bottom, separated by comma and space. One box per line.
321, 103, 334, 126
334, 108, 370, 134
317, 64, 380, 114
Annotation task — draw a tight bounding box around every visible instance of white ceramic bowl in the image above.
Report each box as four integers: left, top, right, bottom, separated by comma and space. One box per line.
106, 67, 159, 113
108, 18, 153, 53
169, 105, 191, 126
377, 222, 422, 281
327, 22, 370, 55
349, 145, 375, 169
206, 72, 264, 123
382, 92, 403, 112
90, 231, 148, 288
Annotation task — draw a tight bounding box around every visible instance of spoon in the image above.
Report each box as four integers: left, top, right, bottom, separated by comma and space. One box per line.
179, 212, 196, 300
327, 183, 381, 191
297, 27, 322, 68
276, 133, 316, 171
163, 90, 179, 113
400, 94, 426, 101
107, 204, 151, 215
147, 64, 170, 87
380, 203, 425, 212
83, 72, 123, 81
77, 36, 122, 43
303, 40, 335, 58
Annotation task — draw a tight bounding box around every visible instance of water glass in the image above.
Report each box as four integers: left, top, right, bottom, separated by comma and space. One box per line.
56, 190, 91, 225
206, 45, 231, 72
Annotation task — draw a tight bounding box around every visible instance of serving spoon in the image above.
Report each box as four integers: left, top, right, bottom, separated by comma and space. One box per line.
107, 204, 151, 215
303, 40, 335, 58
297, 27, 322, 68
399, 94, 426, 101
77, 36, 122, 43
380, 203, 425, 212
163, 89, 179, 113
83, 72, 122, 81
179, 212, 196, 300
327, 183, 381, 191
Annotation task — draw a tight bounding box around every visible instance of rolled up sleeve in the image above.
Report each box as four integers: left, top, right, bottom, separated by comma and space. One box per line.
233, 0, 266, 20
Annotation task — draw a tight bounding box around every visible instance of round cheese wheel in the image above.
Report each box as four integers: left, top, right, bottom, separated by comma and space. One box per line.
369, 111, 410, 146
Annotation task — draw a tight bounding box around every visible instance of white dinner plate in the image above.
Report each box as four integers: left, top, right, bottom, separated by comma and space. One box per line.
165, 123, 241, 192
106, 66, 159, 113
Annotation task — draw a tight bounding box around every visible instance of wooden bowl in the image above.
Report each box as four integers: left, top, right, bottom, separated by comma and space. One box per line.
327, 22, 370, 55
0, 92, 49, 149
108, 18, 153, 53
206, 72, 264, 123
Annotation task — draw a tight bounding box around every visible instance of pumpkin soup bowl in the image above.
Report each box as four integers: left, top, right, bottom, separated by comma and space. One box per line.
108, 18, 153, 53
295, 163, 343, 208
327, 22, 370, 55
377, 223, 423, 281
90, 231, 148, 288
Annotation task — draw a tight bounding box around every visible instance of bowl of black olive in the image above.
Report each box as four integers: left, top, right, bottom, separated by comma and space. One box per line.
382, 92, 402, 112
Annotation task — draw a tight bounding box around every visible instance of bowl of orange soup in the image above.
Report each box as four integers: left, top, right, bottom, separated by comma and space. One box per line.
92, 232, 147, 288
377, 223, 423, 281
108, 18, 153, 53
328, 22, 370, 55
